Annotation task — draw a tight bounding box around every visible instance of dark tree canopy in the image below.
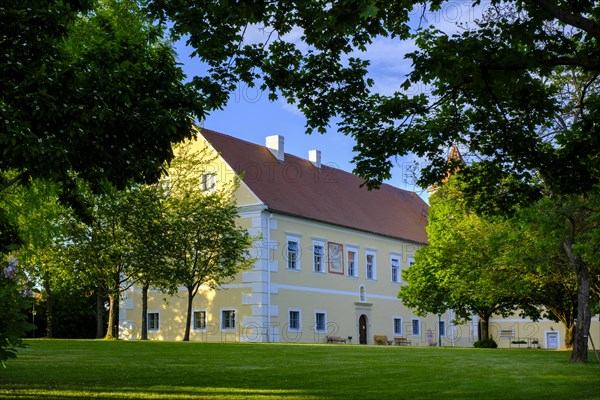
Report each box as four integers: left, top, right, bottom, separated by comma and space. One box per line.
1, 0, 202, 195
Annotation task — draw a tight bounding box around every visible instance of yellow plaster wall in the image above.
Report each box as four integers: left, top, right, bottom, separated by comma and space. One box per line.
122, 286, 253, 342
185, 136, 262, 207
266, 214, 446, 345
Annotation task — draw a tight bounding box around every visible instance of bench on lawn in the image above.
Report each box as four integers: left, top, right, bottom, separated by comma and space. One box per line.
394, 337, 412, 346
326, 335, 347, 344
374, 335, 392, 345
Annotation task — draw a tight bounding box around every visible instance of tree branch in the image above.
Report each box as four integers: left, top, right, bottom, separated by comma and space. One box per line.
0, 170, 30, 195
482, 56, 600, 71
534, 0, 600, 40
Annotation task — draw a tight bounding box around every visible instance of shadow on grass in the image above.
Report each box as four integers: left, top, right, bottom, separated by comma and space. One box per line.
0, 385, 320, 400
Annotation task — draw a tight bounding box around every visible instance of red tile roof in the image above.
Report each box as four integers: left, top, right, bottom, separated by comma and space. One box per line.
201, 129, 428, 244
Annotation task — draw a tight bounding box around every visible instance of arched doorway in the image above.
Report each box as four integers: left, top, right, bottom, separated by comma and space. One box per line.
359, 314, 368, 344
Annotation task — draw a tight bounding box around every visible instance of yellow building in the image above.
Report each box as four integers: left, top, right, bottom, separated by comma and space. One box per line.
119, 129, 600, 349
119, 129, 454, 345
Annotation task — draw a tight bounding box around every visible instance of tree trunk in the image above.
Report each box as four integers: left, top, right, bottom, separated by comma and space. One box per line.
43, 276, 53, 338
479, 316, 490, 341
564, 324, 574, 349
96, 289, 105, 339
141, 283, 149, 340
571, 259, 591, 362
563, 217, 591, 363
106, 292, 119, 340
183, 286, 195, 342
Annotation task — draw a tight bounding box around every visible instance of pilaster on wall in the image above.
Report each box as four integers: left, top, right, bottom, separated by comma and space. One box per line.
238, 207, 280, 342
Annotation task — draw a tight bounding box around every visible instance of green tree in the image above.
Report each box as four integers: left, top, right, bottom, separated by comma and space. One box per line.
163, 142, 255, 342
1, 0, 202, 234
34, 282, 100, 339
1, 174, 111, 339
403, 176, 600, 351
125, 185, 178, 341
60, 183, 169, 339
400, 177, 521, 342
502, 207, 580, 348
507, 192, 600, 352
5, 178, 70, 338
0, 257, 32, 367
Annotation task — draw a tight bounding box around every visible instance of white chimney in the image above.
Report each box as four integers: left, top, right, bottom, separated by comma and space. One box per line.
309, 149, 321, 169
266, 135, 285, 162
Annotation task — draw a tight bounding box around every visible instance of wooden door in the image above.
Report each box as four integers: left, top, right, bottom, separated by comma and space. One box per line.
359, 314, 367, 344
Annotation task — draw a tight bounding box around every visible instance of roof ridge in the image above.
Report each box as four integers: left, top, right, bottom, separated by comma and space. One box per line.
202, 128, 418, 196
200, 127, 270, 152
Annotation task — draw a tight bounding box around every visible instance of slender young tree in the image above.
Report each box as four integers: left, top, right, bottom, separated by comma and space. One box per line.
163, 142, 255, 342
125, 185, 179, 340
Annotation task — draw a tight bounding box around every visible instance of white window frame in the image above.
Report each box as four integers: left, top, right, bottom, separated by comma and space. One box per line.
312, 240, 326, 273
391, 255, 401, 283
346, 247, 358, 278
411, 318, 421, 336
288, 309, 302, 332
359, 285, 366, 303
314, 311, 327, 333
192, 309, 207, 332
393, 317, 403, 336
286, 235, 301, 270
221, 308, 237, 331
147, 311, 160, 332
366, 250, 377, 280
200, 172, 217, 192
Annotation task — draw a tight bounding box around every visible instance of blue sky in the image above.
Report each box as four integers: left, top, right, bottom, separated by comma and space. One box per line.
174, 2, 482, 203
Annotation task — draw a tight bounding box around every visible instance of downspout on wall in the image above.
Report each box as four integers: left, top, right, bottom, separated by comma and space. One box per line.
266, 212, 273, 342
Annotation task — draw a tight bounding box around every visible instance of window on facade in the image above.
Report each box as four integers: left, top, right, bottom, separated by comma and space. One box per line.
500, 328, 515, 339
393, 318, 403, 336
347, 250, 357, 277
193, 310, 207, 330
391, 257, 401, 283
289, 310, 301, 331
359, 285, 366, 302
313, 243, 324, 273
200, 172, 217, 192
287, 241, 299, 270
439, 320, 446, 337
411, 319, 420, 336
315, 312, 326, 332
366, 253, 376, 280
147, 312, 160, 331
222, 310, 236, 330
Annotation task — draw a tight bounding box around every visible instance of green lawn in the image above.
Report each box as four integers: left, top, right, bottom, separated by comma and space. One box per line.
0, 340, 598, 400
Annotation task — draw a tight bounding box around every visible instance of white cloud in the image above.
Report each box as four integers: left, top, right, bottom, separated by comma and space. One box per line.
277, 98, 303, 117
